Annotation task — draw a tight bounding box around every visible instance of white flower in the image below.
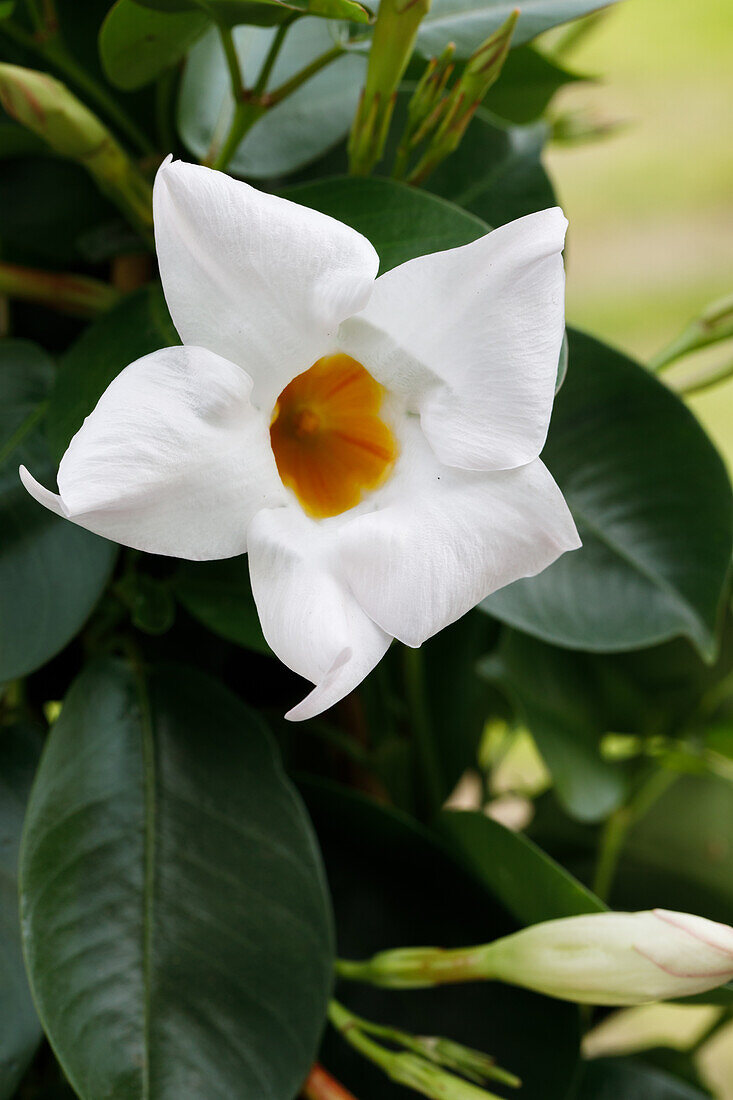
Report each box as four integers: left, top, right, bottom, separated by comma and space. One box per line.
482, 909, 733, 1005
21, 158, 580, 720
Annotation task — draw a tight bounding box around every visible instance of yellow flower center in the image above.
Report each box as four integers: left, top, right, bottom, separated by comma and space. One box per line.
270, 353, 398, 520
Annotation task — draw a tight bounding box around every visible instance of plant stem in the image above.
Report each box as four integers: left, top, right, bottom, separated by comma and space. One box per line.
209, 99, 266, 172
268, 41, 344, 105
302, 1064, 358, 1100
592, 767, 678, 903
218, 24, 245, 101
252, 12, 298, 96
0, 260, 121, 316
1, 18, 153, 154
403, 644, 443, 818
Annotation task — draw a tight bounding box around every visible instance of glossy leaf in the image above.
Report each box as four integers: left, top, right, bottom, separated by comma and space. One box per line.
285, 176, 487, 272
100, 0, 210, 90
482, 631, 629, 822
576, 1058, 710, 1100
20, 659, 334, 1100
47, 285, 178, 460
135, 0, 370, 23
423, 112, 556, 228
416, 0, 620, 59
438, 809, 605, 924
0, 725, 42, 1100
0, 341, 116, 681
303, 781, 581, 1100
173, 556, 270, 654
483, 330, 733, 659
178, 22, 367, 178
485, 45, 586, 125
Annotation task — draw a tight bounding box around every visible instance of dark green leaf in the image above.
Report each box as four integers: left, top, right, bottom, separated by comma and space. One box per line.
178, 23, 367, 178
285, 176, 487, 272
0, 341, 116, 681
20, 659, 334, 1100
173, 556, 270, 654
481, 632, 629, 821
100, 0, 211, 90
0, 725, 43, 1100
438, 809, 605, 924
416, 0, 619, 58
483, 330, 733, 659
422, 112, 556, 228
485, 45, 586, 125
576, 1057, 711, 1100
47, 285, 178, 460
303, 780, 581, 1100
135, 0, 370, 24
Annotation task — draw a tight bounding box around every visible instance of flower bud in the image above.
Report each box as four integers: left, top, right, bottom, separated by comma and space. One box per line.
0, 63, 152, 238
481, 909, 733, 1005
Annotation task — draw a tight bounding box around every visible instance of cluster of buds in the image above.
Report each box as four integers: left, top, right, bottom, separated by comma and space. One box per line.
0, 63, 152, 240
327, 1001, 519, 1100
400, 10, 519, 184
337, 909, 733, 1006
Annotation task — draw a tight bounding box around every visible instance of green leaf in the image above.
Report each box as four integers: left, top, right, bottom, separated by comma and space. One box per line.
438, 808, 605, 924
422, 111, 556, 229
285, 176, 488, 272
173, 556, 270, 654
0, 725, 43, 1100
416, 0, 620, 59
0, 3, 15, 22
485, 45, 586, 125
576, 1058, 711, 1100
47, 285, 178, 460
100, 0, 211, 90
20, 659, 334, 1100
178, 23, 367, 178
481, 632, 629, 822
483, 330, 733, 659
135, 0, 371, 24
304, 781, 581, 1099
0, 341, 116, 681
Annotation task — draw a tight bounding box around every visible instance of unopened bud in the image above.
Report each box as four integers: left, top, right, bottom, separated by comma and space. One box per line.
483, 909, 733, 1005
0, 63, 152, 239
339, 909, 733, 1006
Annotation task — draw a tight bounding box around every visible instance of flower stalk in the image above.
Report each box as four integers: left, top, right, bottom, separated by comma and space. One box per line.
0, 261, 121, 317
406, 10, 519, 185
302, 1064, 359, 1100
348, 0, 431, 176
337, 909, 733, 1005
0, 63, 153, 242
650, 290, 733, 372
327, 1001, 511, 1100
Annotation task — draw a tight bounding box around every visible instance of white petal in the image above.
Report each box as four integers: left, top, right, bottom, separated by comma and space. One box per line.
339, 208, 567, 471
154, 159, 379, 410
338, 421, 580, 647
21, 345, 285, 560
247, 506, 391, 721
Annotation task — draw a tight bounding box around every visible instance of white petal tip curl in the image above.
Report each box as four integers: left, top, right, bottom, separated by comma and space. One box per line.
284, 648, 354, 722
19, 465, 66, 518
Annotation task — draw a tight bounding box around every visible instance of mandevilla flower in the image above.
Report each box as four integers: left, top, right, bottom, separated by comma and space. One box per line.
337, 909, 733, 1005
21, 158, 580, 720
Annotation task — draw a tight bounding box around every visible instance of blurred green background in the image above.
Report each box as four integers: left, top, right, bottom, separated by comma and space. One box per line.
546, 1, 733, 1089
545, 0, 733, 466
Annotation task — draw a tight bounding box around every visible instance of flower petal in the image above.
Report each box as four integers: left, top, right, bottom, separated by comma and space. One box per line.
247, 506, 391, 721
21, 345, 285, 559
338, 421, 580, 647
339, 208, 567, 471
154, 159, 379, 410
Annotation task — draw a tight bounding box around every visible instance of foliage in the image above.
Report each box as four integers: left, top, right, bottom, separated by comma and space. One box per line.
0, 0, 732, 1098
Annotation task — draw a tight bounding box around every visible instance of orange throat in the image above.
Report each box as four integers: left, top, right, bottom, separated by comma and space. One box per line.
270, 353, 398, 520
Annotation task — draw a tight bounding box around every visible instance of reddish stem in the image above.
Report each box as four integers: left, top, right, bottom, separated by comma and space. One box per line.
302, 1064, 359, 1100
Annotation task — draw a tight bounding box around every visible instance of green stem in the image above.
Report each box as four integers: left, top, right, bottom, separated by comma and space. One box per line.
209, 99, 265, 172
592, 767, 678, 902
268, 41, 344, 105
252, 12, 298, 96
403, 645, 443, 817
218, 24, 245, 101
0, 260, 120, 316
1, 19, 153, 154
